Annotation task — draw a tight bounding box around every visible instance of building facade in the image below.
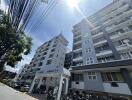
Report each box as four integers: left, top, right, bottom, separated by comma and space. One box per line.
71, 59, 132, 98
71, 0, 132, 98
72, 0, 132, 66
8, 0, 50, 30
64, 51, 73, 69
14, 64, 29, 83
25, 34, 68, 84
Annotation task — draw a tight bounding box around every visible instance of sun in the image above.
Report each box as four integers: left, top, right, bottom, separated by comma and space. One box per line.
67, 0, 79, 8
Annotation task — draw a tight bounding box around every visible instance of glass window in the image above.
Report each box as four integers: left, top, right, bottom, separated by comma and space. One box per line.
101, 72, 123, 82
86, 57, 94, 65
49, 54, 54, 58
41, 57, 45, 60
86, 48, 91, 53
87, 72, 97, 80
39, 62, 43, 66
46, 60, 52, 65
72, 74, 84, 81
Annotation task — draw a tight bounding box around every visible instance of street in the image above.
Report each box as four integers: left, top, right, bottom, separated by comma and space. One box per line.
0, 83, 38, 100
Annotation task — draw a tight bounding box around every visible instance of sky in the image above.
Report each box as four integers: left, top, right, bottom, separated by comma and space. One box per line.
1, 0, 113, 72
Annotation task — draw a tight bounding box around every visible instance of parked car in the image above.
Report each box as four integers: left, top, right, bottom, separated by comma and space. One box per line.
20, 85, 30, 92
13, 83, 21, 90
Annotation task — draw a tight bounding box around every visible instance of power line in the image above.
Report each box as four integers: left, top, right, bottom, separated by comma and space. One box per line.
25, 0, 54, 33
22, 0, 39, 30
27, 0, 56, 34
27, 0, 59, 36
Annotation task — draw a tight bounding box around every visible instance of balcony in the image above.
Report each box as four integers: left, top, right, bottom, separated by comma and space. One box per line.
96, 50, 113, 57
110, 30, 132, 41
102, 4, 129, 23
91, 26, 101, 32
73, 48, 82, 52
103, 4, 130, 27
106, 16, 132, 32
92, 32, 104, 39
73, 56, 83, 62
116, 44, 132, 52
94, 40, 107, 47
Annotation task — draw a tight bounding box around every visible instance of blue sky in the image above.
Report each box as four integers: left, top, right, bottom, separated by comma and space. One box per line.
2, 0, 113, 71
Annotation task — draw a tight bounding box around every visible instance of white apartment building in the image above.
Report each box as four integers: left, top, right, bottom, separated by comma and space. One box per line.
25, 34, 68, 84
14, 64, 29, 83
71, 0, 132, 98
72, 0, 132, 66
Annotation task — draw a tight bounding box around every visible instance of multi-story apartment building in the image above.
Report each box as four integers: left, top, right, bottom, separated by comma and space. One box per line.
72, 0, 132, 66
8, 0, 50, 30
14, 64, 29, 83
71, 0, 132, 98
25, 34, 68, 84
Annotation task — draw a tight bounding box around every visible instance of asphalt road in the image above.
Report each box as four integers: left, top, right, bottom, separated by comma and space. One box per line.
0, 83, 38, 100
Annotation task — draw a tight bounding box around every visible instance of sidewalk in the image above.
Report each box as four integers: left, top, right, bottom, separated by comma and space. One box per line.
0, 83, 38, 100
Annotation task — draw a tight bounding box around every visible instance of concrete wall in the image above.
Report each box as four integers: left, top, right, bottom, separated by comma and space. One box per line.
83, 72, 104, 91
103, 82, 132, 95
71, 81, 84, 89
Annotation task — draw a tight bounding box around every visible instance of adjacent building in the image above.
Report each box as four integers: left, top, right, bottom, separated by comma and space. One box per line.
8, 0, 51, 30
14, 64, 29, 83
24, 34, 68, 84
71, 0, 132, 98
64, 51, 73, 69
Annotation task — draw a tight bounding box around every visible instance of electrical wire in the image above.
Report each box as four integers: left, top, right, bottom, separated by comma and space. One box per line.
27, 0, 59, 37
27, 0, 56, 34
25, 0, 54, 33
23, 0, 39, 30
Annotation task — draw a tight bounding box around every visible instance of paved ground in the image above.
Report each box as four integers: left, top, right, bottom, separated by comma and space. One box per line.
0, 83, 40, 100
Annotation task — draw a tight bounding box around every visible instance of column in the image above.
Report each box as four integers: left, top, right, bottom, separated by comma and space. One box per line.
65, 78, 69, 94
28, 76, 37, 93
57, 75, 63, 100
37, 77, 43, 88
120, 68, 132, 93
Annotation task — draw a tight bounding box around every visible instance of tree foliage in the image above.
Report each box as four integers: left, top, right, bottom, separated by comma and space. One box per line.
0, 10, 32, 71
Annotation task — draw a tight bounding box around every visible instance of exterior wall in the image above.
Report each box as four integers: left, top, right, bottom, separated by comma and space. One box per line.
71, 82, 84, 90
64, 52, 73, 69
72, 21, 97, 67
103, 83, 132, 95
83, 72, 104, 91
72, 0, 132, 65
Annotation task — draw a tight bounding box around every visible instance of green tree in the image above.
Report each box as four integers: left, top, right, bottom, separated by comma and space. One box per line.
0, 10, 32, 72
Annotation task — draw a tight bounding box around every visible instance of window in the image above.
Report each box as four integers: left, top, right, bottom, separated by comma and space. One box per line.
72, 74, 84, 81
120, 52, 132, 59
86, 57, 94, 65
46, 60, 52, 65
41, 57, 45, 60
49, 54, 54, 58
74, 36, 81, 43
43, 52, 47, 55
73, 51, 82, 58
51, 49, 55, 52
101, 72, 123, 82
39, 62, 43, 66
87, 72, 97, 80
86, 48, 91, 53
